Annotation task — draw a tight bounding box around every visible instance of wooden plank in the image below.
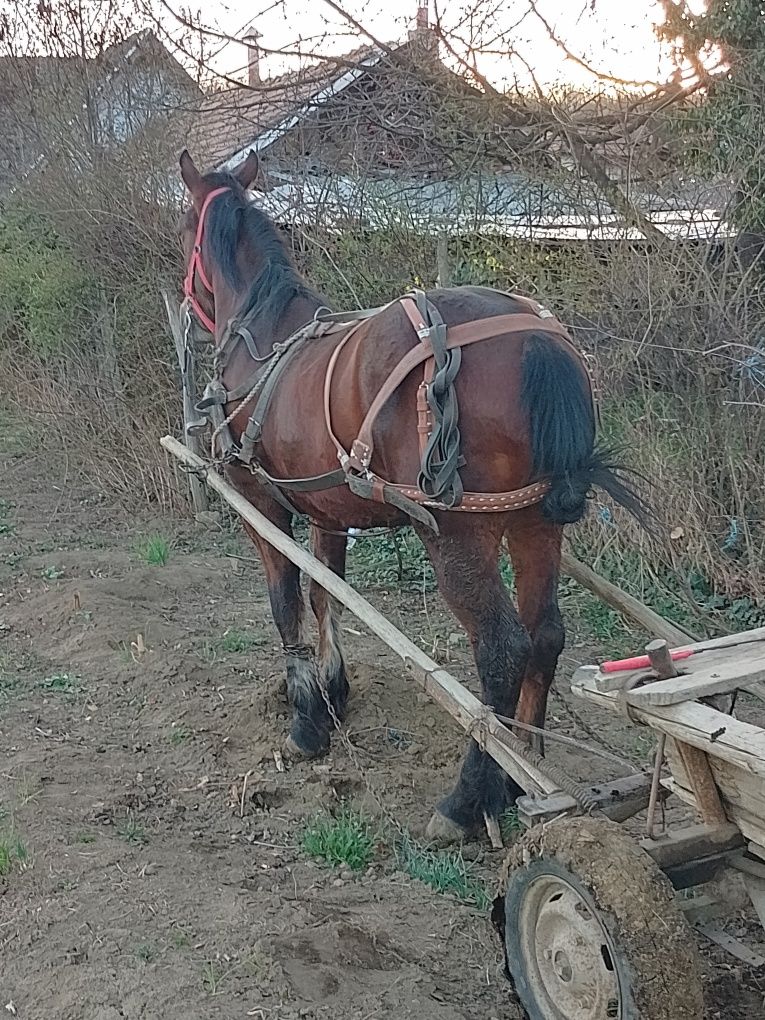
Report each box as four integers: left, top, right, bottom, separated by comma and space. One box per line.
668, 740, 765, 830
560, 550, 697, 647
517, 772, 655, 827
627, 641, 765, 707
162, 294, 208, 515
583, 627, 765, 695
573, 676, 765, 780
675, 740, 728, 827
663, 777, 765, 850
641, 822, 743, 868
666, 733, 728, 829
161, 435, 559, 797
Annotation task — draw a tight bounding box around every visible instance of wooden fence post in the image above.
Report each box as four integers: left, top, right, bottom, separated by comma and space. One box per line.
436, 231, 452, 288
162, 291, 208, 514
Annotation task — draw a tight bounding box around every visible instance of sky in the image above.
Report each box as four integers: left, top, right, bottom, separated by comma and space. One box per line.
165, 0, 708, 90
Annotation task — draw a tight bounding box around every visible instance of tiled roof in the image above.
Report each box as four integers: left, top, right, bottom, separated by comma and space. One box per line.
187, 46, 384, 170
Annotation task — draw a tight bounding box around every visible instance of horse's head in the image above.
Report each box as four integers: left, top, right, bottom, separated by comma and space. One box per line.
178, 149, 261, 335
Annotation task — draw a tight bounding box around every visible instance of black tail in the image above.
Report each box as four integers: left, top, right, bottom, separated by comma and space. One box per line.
521, 333, 650, 527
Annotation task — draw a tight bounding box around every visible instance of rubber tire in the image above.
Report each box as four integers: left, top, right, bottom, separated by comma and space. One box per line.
496, 816, 704, 1020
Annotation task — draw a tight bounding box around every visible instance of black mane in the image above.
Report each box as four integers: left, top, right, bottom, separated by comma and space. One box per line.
201, 171, 319, 333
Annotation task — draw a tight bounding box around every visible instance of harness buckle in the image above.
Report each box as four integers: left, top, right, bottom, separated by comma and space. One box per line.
416, 325, 431, 341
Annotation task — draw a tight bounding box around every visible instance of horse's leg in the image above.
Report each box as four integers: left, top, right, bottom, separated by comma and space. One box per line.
240, 511, 330, 758
308, 527, 350, 724
415, 519, 531, 840
504, 518, 565, 754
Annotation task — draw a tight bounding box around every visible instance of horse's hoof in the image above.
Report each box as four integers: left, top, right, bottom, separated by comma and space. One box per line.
283, 733, 327, 762
426, 810, 469, 846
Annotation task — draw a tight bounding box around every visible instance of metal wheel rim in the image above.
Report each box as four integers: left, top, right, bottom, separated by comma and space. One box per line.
517, 872, 623, 1020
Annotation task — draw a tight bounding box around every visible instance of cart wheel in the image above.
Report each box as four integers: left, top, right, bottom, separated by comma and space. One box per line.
495, 816, 703, 1020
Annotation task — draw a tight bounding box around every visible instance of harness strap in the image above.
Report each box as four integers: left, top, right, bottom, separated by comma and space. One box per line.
183, 186, 230, 335
345, 310, 572, 472
240, 331, 313, 462
403, 291, 465, 506
323, 320, 370, 471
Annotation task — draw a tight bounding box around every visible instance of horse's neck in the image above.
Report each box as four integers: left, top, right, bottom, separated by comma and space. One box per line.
219, 288, 321, 390
272, 292, 323, 347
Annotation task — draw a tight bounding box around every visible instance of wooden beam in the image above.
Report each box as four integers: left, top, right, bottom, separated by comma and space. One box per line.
160, 435, 559, 797
573, 673, 765, 780
560, 550, 697, 646
675, 740, 728, 827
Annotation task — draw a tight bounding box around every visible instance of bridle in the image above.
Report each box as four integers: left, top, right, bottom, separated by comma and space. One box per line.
183, 186, 231, 335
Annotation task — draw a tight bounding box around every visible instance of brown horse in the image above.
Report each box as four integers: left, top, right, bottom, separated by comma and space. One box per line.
178, 150, 645, 840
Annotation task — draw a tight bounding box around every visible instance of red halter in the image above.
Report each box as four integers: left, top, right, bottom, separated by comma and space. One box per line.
183, 186, 231, 334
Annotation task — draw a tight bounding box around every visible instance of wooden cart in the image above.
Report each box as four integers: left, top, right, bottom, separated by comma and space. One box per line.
161, 436, 765, 1020
498, 631, 765, 1020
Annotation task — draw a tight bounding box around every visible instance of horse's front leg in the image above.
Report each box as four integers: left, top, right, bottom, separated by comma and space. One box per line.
309, 527, 350, 724
238, 503, 331, 758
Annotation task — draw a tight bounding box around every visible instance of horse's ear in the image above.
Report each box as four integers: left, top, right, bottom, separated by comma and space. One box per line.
179, 149, 204, 200
234, 150, 260, 190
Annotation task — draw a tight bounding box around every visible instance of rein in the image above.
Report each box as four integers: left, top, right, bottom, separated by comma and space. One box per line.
183, 186, 231, 335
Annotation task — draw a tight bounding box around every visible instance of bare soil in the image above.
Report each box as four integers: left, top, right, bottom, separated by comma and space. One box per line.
1, 428, 763, 1020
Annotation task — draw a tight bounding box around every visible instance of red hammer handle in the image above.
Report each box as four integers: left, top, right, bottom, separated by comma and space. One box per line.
601, 648, 694, 674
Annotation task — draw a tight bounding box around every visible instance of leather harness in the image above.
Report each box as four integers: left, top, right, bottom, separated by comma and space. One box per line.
191, 291, 590, 530
185, 190, 594, 530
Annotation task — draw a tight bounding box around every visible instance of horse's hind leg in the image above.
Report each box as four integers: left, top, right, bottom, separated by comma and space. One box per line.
415, 518, 531, 840
308, 527, 350, 723
241, 509, 330, 758
504, 516, 565, 753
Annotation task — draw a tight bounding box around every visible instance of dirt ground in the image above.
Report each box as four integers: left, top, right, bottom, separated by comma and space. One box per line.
1, 421, 764, 1020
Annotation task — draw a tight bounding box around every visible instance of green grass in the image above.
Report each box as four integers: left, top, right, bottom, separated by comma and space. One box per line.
39, 672, 78, 693
0, 832, 28, 876
217, 629, 266, 654
347, 527, 435, 590
40, 564, 65, 581
202, 959, 226, 994
168, 725, 190, 746
301, 808, 376, 871
567, 542, 765, 642
500, 807, 524, 844
201, 628, 267, 662
116, 816, 148, 846
136, 534, 171, 567
135, 943, 155, 963
0, 499, 14, 536
170, 930, 191, 950
397, 836, 489, 908
73, 831, 96, 845
0, 658, 20, 697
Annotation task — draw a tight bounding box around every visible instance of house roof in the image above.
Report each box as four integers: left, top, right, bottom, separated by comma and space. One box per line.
188, 40, 441, 173
251, 169, 735, 242
0, 30, 201, 193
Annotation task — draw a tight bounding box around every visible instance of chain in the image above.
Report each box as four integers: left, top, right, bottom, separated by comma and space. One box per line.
316, 679, 411, 840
